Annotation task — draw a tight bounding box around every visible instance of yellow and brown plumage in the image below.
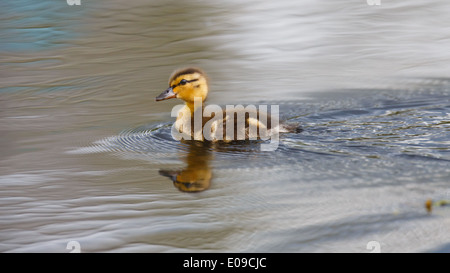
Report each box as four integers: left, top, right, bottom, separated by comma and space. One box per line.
155, 67, 277, 142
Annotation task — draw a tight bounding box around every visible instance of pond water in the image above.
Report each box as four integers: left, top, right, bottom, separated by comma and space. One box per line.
1, 0, 449, 252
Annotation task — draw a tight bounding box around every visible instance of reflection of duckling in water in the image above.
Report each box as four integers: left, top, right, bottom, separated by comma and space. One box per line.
159, 141, 212, 192
155, 67, 299, 142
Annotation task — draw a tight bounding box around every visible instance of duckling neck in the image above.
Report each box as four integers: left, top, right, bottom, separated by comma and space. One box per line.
185, 100, 204, 115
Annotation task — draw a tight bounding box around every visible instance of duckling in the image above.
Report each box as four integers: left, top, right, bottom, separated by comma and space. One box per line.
155, 67, 285, 142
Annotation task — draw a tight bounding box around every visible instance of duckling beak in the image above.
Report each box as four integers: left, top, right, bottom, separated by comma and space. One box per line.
155, 87, 176, 101
159, 170, 178, 181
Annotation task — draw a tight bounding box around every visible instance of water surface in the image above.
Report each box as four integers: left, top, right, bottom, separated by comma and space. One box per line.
1, 0, 450, 252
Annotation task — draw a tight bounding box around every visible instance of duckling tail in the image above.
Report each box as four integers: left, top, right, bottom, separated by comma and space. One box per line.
280, 122, 303, 133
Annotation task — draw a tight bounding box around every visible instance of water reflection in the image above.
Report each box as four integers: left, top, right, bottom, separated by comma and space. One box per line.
159, 141, 212, 192
157, 139, 270, 192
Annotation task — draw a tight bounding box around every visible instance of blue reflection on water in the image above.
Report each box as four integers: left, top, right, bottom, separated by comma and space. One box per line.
0, 0, 84, 52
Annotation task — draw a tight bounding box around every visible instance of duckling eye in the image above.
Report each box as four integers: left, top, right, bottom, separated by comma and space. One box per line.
179, 79, 188, 85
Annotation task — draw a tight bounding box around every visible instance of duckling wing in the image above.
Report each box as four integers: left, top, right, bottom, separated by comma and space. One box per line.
220, 107, 272, 141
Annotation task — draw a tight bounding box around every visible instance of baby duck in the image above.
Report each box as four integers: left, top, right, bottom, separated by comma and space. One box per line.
155, 67, 279, 142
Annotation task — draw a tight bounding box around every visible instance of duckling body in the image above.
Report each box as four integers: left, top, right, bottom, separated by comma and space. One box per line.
156, 67, 278, 142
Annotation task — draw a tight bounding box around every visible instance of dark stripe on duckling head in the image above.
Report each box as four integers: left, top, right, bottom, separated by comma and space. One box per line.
171, 67, 204, 79
171, 79, 199, 89
169, 67, 206, 84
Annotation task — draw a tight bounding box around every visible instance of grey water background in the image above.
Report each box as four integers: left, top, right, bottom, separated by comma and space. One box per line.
1, 0, 449, 252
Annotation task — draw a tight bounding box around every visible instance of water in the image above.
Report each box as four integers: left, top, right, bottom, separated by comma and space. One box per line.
1, 0, 450, 252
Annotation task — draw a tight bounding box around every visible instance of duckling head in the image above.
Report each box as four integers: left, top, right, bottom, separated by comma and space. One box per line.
155, 67, 209, 104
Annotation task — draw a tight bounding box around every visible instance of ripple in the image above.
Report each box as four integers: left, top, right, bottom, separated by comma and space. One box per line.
69, 88, 450, 172
67, 122, 183, 162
